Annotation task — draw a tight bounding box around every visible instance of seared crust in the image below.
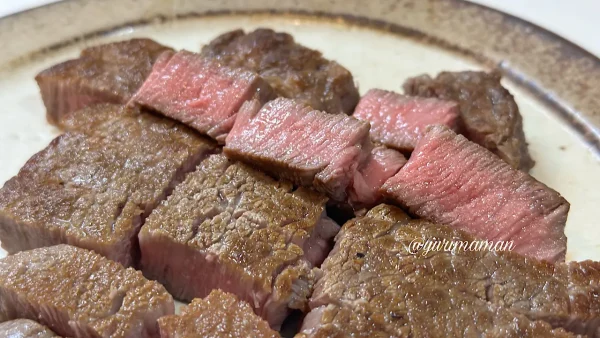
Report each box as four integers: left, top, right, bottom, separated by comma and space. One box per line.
158, 290, 278, 338
140, 154, 328, 326
0, 245, 174, 338
306, 204, 598, 337
403, 71, 534, 171
0, 105, 216, 266
0, 319, 59, 338
202, 28, 359, 115
35, 39, 172, 127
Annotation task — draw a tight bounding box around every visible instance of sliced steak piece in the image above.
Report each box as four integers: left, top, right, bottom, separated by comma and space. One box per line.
35, 39, 172, 127
381, 125, 568, 262
0, 105, 216, 267
0, 319, 59, 338
158, 290, 278, 338
130, 50, 275, 143
403, 71, 534, 171
139, 154, 336, 329
201, 28, 359, 115
0, 245, 174, 338
306, 205, 597, 337
300, 291, 577, 338
225, 98, 403, 208
348, 146, 407, 207
352, 88, 460, 152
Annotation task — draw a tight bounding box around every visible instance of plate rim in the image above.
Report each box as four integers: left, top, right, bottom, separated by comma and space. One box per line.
1, 0, 599, 156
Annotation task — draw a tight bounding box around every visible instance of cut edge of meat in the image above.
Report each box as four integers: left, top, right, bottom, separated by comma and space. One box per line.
130, 50, 276, 144
381, 124, 568, 263
0, 245, 174, 338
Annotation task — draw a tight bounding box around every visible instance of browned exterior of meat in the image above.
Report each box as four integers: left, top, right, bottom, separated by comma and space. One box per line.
35, 39, 172, 127
0, 105, 216, 266
0, 319, 60, 338
0, 245, 174, 338
158, 290, 279, 338
302, 204, 599, 337
403, 71, 534, 171
139, 154, 330, 328
202, 29, 359, 115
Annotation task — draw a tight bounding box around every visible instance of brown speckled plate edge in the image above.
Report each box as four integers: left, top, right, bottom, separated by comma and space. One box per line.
1, 0, 599, 154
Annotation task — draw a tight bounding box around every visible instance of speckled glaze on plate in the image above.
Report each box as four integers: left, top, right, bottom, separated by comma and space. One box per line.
0, 0, 598, 288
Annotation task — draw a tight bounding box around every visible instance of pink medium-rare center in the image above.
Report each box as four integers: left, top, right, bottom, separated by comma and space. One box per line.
130, 50, 275, 143
353, 88, 460, 152
382, 125, 569, 262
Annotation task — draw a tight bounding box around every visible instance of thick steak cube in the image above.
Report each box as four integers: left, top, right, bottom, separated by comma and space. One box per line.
301, 205, 596, 337
381, 125, 568, 262
158, 290, 278, 338
353, 88, 460, 152
139, 154, 337, 329
130, 50, 275, 143
35, 39, 172, 127
0, 319, 59, 338
404, 71, 534, 171
0, 105, 215, 266
0, 245, 174, 338
202, 28, 359, 115
225, 98, 404, 207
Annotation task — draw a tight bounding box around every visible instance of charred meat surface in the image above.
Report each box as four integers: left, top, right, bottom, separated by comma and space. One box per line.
0, 245, 174, 338
225, 98, 404, 208
301, 205, 596, 338
0, 319, 60, 338
382, 125, 568, 262
0, 105, 216, 267
202, 28, 359, 115
352, 88, 460, 152
139, 154, 337, 329
158, 290, 279, 338
403, 71, 534, 171
35, 39, 172, 127
130, 50, 275, 143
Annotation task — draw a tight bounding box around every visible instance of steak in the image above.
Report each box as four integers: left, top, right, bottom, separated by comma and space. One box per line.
139, 154, 337, 329
35, 39, 172, 128
382, 125, 568, 262
353, 88, 460, 152
59, 103, 130, 132
158, 290, 279, 338
348, 146, 407, 207
225, 98, 404, 208
403, 71, 534, 171
130, 50, 275, 143
0, 105, 216, 266
301, 205, 598, 337
0, 319, 59, 338
0, 245, 174, 338
201, 28, 359, 115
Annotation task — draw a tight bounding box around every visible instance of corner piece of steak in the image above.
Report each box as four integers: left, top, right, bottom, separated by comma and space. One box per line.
158, 290, 279, 338
130, 50, 275, 143
0, 105, 216, 267
353, 88, 460, 152
35, 39, 173, 128
0, 319, 59, 338
301, 205, 597, 338
382, 125, 568, 262
201, 28, 359, 115
403, 71, 535, 171
0, 245, 174, 338
225, 98, 404, 208
139, 154, 337, 329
